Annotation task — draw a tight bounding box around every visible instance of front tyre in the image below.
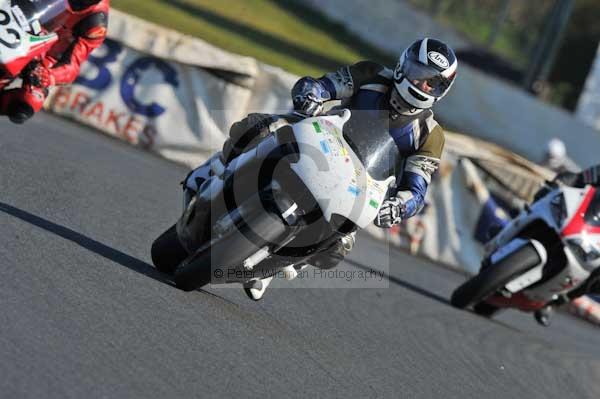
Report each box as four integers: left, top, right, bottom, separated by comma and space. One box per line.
451, 243, 541, 309
151, 224, 188, 275
174, 207, 290, 292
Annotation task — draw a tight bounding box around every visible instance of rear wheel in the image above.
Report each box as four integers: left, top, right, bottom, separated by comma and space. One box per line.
151, 224, 188, 275
451, 243, 541, 310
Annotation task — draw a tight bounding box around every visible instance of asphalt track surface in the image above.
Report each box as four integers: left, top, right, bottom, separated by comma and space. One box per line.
1, 113, 599, 399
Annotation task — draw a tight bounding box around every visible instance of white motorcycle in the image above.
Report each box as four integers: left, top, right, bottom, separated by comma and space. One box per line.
451, 182, 600, 324
151, 110, 397, 293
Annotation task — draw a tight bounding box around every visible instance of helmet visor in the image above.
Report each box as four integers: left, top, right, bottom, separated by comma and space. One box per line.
399, 58, 452, 97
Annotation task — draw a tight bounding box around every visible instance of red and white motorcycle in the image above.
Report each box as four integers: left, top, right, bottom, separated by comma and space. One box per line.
0, 0, 64, 92
451, 182, 600, 325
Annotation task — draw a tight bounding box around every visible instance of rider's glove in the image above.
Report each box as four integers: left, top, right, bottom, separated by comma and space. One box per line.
554, 170, 584, 188
28, 65, 55, 88
374, 196, 406, 228
291, 77, 331, 116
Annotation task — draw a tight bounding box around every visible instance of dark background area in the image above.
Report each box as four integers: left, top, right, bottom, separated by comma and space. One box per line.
408, 0, 600, 111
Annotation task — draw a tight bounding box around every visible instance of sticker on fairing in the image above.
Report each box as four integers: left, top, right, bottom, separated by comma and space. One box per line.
348, 185, 361, 197
29, 35, 53, 43
319, 140, 330, 154
332, 135, 348, 156
11, 6, 27, 29
369, 199, 379, 208
322, 120, 348, 156
30, 20, 42, 35
312, 122, 322, 133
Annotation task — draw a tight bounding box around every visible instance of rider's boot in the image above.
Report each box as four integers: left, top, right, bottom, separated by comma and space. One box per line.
243, 276, 274, 301
242, 262, 309, 300
0, 86, 45, 124
534, 306, 553, 327
309, 232, 356, 270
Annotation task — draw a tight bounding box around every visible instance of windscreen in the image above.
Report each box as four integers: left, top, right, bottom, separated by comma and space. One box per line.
11, 0, 69, 33
584, 189, 600, 227
341, 111, 401, 181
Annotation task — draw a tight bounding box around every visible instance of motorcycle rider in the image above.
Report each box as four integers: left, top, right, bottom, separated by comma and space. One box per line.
0, 0, 109, 124
556, 165, 600, 188
542, 138, 579, 174
179, 38, 458, 300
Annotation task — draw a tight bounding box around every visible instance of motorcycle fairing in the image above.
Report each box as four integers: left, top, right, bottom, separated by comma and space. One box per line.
0, 0, 59, 76
289, 110, 396, 229
484, 187, 583, 257
483, 186, 596, 305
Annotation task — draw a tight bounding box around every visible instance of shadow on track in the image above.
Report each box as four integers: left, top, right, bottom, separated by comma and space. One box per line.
0, 201, 242, 305
344, 258, 451, 306
345, 257, 526, 331
0, 201, 174, 285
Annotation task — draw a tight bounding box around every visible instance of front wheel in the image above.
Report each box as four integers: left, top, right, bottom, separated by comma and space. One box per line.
174, 207, 290, 292
151, 224, 188, 275
451, 243, 541, 310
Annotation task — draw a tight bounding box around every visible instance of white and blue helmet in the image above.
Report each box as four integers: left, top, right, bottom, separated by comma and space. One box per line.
392, 38, 458, 112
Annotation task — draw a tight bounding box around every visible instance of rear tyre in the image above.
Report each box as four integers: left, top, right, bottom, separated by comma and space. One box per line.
151, 224, 188, 275
451, 243, 541, 309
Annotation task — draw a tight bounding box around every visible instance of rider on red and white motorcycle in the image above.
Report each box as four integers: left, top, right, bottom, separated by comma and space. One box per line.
459, 164, 600, 326
555, 165, 600, 189
0, 0, 109, 124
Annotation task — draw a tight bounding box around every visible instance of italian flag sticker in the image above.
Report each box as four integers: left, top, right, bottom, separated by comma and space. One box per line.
312, 122, 322, 133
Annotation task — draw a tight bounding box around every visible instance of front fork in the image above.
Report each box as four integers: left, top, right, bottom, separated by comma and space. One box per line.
484, 238, 548, 306
179, 148, 305, 273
